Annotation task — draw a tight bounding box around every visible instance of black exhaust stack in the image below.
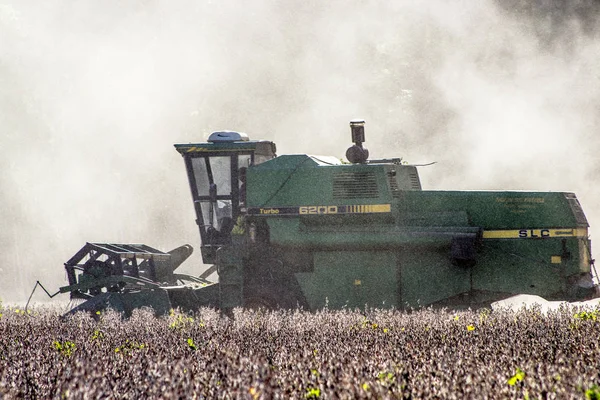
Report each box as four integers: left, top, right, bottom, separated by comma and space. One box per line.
346, 119, 369, 163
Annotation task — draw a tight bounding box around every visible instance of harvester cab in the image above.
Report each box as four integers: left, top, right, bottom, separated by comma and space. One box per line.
174, 132, 277, 264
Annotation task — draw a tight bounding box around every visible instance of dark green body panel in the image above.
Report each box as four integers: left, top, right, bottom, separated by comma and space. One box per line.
398, 190, 581, 229
244, 155, 593, 309
295, 251, 398, 310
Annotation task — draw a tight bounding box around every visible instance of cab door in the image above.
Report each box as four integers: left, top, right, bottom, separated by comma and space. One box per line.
184, 153, 252, 262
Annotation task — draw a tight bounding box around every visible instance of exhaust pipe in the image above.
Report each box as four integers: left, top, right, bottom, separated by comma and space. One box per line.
346, 119, 369, 163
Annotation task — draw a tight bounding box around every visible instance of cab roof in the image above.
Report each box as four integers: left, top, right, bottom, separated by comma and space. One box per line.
174, 140, 274, 155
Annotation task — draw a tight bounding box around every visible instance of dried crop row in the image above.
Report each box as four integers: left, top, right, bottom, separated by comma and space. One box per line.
0, 305, 599, 399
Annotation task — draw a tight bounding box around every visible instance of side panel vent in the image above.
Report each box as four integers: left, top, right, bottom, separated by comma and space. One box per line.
565, 193, 589, 226
391, 166, 422, 197
409, 171, 422, 190
388, 171, 400, 198
333, 171, 379, 199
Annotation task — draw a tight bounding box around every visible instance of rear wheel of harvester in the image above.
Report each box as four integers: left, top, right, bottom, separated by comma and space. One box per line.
243, 284, 299, 310
242, 255, 309, 310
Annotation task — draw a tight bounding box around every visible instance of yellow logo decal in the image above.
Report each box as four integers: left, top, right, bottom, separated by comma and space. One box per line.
482, 228, 587, 239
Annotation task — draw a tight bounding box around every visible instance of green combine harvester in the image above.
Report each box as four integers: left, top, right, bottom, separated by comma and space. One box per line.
32, 121, 598, 315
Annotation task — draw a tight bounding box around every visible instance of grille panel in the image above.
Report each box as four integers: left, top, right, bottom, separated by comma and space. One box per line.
565, 193, 588, 225
409, 171, 422, 190
333, 171, 379, 199
387, 172, 399, 192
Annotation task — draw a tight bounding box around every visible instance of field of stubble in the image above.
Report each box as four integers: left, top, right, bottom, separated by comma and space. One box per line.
1, 304, 600, 399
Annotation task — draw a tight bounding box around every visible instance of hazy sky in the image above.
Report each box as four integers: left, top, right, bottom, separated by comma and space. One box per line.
2, 0, 600, 301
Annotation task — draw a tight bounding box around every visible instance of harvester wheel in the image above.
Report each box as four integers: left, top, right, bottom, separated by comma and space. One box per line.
244, 285, 297, 310
245, 294, 277, 310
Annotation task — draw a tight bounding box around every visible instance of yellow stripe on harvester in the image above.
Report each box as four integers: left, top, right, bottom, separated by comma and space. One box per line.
347, 204, 391, 214
482, 228, 588, 239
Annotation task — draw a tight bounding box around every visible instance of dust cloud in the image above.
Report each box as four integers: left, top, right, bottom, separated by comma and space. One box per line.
1, 1, 599, 302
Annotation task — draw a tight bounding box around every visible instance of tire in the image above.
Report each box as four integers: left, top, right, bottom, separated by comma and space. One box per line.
243, 284, 299, 310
